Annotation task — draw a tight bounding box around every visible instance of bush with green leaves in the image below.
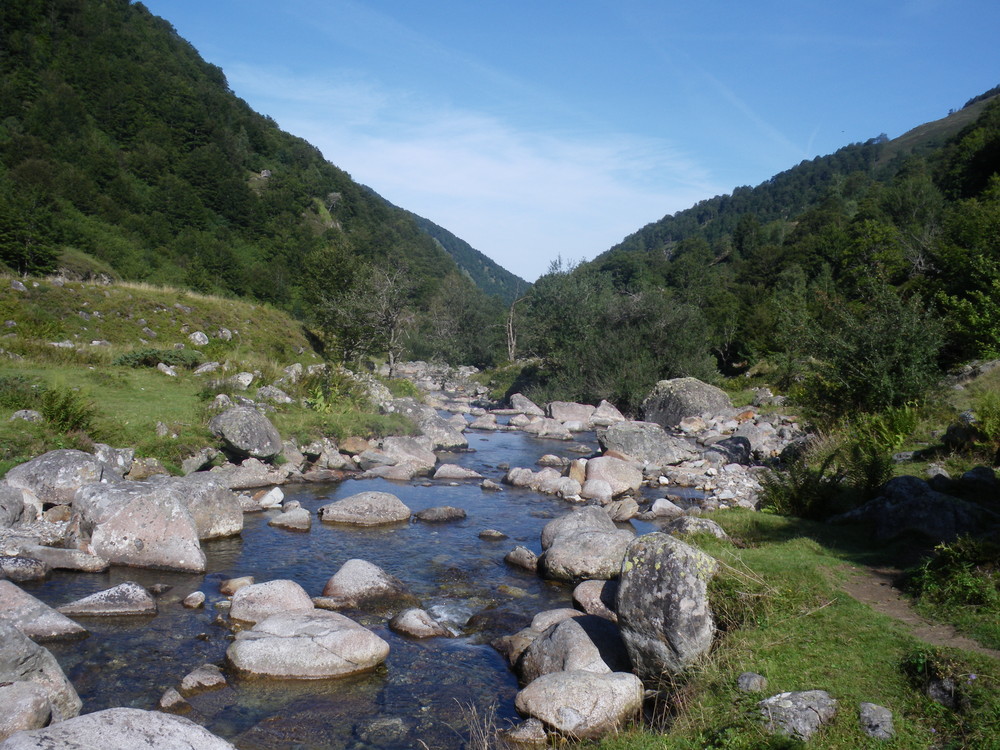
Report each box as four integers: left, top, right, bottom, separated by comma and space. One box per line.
38, 386, 97, 434
0, 374, 42, 409
112, 348, 204, 369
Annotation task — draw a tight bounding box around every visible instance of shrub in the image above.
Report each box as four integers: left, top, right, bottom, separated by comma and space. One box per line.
38, 386, 97, 434
0, 374, 42, 409
909, 536, 1000, 610
112, 348, 204, 369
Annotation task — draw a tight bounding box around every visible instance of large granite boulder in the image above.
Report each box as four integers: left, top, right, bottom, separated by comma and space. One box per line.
226, 610, 390, 679
598, 421, 697, 466
830, 475, 1000, 543
0, 682, 51, 742
318, 491, 411, 526
514, 670, 643, 740
318, 559, 418, 611
229, 579, 314, 625
380, 436, 437, 474
548, 401, 596, 425
0, 485, 29, 527
641, 378, 732, 429
616, 533, 718, 681
540, 529, 635, 582
2, 450, 108, 505
208, 406, 283, 460
0, 707, 235, 749
0, 582, 88, 641
510, 393, 545, 416
516, 615, 630, 684
583, 456, 643, 497
0, 622, 81, 722
589, 400, 626, 427
72, 482, 209, 573
540, 506, 617, 550
151, 476, 243, 540
381, 398, 468, 450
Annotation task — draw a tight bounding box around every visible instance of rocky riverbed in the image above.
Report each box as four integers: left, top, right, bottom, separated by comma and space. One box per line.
0, 368, 827, 748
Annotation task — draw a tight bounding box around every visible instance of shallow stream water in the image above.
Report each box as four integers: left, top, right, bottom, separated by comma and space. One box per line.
21, 426, 669, 749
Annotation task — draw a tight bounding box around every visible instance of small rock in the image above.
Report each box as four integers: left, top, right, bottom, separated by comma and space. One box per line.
57, 582, 156, 617
737, 672, 768, 693
479, 529, 508, 541
179, 664, 227, 696
220, 576, 254, 596
859, 702, 894, 740
182, 591, 206, 609
414, 506, 466, 522
505, 546, 538, 573
158, 687, 190, 713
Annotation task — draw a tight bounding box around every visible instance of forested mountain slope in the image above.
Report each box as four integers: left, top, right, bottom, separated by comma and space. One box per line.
509, 88, 1000, 414
0, 0, 512, 320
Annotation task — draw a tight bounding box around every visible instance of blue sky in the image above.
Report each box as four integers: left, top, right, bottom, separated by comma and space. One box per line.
141, 0, 999, 281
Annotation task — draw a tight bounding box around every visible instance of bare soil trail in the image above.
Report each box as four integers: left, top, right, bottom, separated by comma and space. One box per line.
840, 564, 1000, 661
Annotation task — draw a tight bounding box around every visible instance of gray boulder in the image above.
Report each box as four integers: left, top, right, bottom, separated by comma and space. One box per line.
616, 533, 717, 681
599, 421, 697, 467
541, 506, 617, 550
590, 400, 626, 427
318, 559, 417, 611
548, 401, 596, 424
389, 608, 452, 639
268, 507, 311, 531
0, 485, 28, 527
381, 398, 468, 450
540, 529, 635, 582
208, 406, 283, 460
0, 581, 88, 641
0, 557, 49, 583
641, 378, 732, 429
584, 456, 642, 497
516, 615, 630, 684
859, 702, 894, 740
226, 610, 389, 679
831, 475, 1000, 543
380, 436, 437, 474
510, 393, 545, 416
57, 582, 156, 617
318, 491, 411, 526
71, 482, 207, 573
665, 516, 729, 539
3, 450, 108, 505
230, 579, 314, 625
514, 670, 643, 740
0, 682, 51, 742
572, 579, 618, 622
0, 707, 235, 749
0, 622, 81, 722
759, 690, 837, 741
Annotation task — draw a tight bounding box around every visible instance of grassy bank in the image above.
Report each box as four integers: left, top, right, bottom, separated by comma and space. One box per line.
598, 511, 999, 749
0, 275, 410, 474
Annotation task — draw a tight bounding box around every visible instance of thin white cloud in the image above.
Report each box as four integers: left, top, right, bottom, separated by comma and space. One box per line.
227, 65, 719, 281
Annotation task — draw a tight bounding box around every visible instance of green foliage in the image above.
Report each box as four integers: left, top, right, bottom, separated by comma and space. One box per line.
38, 386, 97, 434
112, 348, 204, 369
972, 389, 1000, 461
0, 374, 42, 409
381, 377, 421, 399
908, 537, 1000, 648
759, 449, 846, 520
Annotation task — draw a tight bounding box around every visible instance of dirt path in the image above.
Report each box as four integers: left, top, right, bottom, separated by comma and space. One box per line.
840, 564, 1000, 661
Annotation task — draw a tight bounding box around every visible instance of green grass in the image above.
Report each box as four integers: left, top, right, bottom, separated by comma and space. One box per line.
594, 511, 1000, 750
0, 274, 416, 475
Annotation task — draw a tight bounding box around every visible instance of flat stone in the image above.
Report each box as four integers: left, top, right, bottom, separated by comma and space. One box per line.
0, 581, 88, 641
57, 582, 156, 617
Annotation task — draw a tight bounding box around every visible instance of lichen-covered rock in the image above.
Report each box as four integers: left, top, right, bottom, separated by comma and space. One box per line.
665, 516, 729, 539
859, 701, 894, 740
318, 491, 411, 526
208, 406, 283, 460
598, 421, 697, 467
514, 670, 643, 740
0, 581, 87, 641
641, 378, 732, 429
584, 456, 642, 497
56, 581, 156, 617
0, 707, 235, 749
616, 532, 717, 681
226, 610, 389, 679
0, 622, 81, 722
0, 681, 51, 742
759, 690, 838, 741
3, 450, 108, 505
